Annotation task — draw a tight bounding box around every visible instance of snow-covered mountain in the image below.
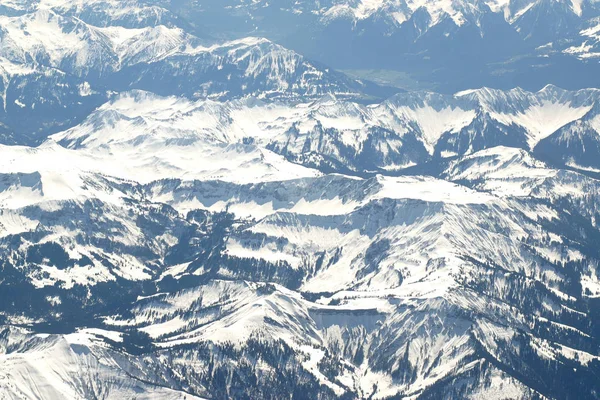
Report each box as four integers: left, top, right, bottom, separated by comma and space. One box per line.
170, 0, 600, 92
2, 85, 600, 398
0, 7, 395, 145
2, 2, 600, 400
44, 86, 600, 176
2, 152, 600, 398
1, 0, 178, 28
0, 9, 386, 100
0, 57, 106, 144
7, 0, 600, 92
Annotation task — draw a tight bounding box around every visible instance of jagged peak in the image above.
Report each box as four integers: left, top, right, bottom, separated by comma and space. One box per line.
312, 93, 338, 106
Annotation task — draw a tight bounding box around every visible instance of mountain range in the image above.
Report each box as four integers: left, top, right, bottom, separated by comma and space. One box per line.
1, 1, 600, 399
168, 0, 600, 92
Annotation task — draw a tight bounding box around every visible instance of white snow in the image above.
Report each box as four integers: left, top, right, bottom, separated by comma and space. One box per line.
384, 103, 476, 152
489, 100, 593, 148
375, 175, 494, 204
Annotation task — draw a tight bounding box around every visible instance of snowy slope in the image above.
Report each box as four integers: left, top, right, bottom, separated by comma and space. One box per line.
2, 134, 600, 398
0, 326, 206, 399
44, 86, 600, 175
